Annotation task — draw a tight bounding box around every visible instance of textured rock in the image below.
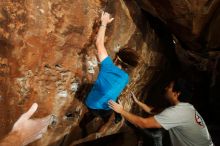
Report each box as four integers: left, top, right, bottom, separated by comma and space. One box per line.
0, 0, 170, 146
1, 0, 219, 145
138, 0, 220, 71
138, 0, 220, 49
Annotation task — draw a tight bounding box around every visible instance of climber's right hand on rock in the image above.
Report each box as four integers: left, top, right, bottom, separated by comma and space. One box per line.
101, 11, 114, 26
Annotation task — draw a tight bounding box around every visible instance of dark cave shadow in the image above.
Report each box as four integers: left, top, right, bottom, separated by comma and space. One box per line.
0, 36, 14, 58
74, 83, 93, 102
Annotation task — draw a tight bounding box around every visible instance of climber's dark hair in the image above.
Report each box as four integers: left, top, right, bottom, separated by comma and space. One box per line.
115, 47, 139, 69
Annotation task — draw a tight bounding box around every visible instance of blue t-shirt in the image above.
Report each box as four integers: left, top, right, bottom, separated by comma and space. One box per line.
85, 56, 129, 110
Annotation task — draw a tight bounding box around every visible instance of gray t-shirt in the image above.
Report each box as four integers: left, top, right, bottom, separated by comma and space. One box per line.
154, 102, 213, 146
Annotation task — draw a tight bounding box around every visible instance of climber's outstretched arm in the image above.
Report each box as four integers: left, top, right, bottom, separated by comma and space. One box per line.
96, 12, 114, 62
108, 100, 161, 129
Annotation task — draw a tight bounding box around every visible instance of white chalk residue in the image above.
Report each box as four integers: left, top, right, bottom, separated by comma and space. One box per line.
57, 90, 68, 98
70, 82, 79, 92
87, 57, 98, 74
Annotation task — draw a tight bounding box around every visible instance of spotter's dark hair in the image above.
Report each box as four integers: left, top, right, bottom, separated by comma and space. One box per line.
172, 78, 192, 102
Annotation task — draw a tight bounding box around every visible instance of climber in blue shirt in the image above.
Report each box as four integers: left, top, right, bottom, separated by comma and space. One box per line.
85, 56, 129, 110
79, 12, 139, 135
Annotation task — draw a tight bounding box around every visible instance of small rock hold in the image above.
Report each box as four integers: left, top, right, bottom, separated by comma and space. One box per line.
49, 115, 58, 127
88, 66, 95, 74
57, 90, 68, 98
114, 43, 121, 52
39, 9, 45, 14
70, 82, 79, 92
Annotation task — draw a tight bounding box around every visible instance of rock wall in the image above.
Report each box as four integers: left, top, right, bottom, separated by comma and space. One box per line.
138, 0, 220, 49
138, 0, 220, 71
0, 1, 171, 145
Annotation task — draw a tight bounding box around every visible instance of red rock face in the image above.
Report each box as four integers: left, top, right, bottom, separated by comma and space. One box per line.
0, 1, 169, 145
4, 0, 219, 145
